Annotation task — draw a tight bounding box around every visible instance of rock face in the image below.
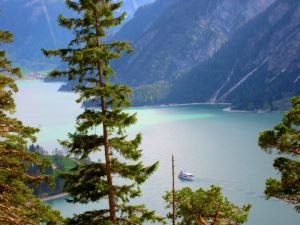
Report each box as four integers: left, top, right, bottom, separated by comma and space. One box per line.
114, 0, 275, 86
165, 0, 300, 110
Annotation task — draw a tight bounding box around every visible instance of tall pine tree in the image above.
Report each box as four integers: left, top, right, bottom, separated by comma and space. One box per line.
0, 29, 63, 224
43, 1, 162, 224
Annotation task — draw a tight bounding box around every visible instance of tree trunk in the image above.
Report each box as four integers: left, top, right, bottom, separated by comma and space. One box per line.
196, 216, 208, 225
172, 154, 176, 225
94, 6, 116, 222
98, 65, 116, 222
211, 211, 223, 225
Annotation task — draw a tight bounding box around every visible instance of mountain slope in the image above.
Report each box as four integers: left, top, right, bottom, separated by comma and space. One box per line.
0, 0, 153, 70
165, 0, 300, 110
114, 0, 275, 86
0, 0, 70, 70
113, 0, 175, 43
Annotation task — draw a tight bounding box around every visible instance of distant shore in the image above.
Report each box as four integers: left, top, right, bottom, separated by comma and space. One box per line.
222, 106, 272, 113
131, 102, 231, 109
222, 107, 252, 113
16, 79, 281, 112
40, 193, 68, 201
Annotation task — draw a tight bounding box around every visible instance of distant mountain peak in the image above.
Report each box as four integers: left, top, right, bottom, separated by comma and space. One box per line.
0, 0, 154, 70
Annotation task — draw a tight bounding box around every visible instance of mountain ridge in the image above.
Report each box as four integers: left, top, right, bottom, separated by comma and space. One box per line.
2, 0, 299, 110
162, 0, 300, 110
0, 0, 153, 70
114, 0, 275, 87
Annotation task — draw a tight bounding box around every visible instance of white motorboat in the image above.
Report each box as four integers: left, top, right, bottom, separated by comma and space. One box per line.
178, 171, 195, 180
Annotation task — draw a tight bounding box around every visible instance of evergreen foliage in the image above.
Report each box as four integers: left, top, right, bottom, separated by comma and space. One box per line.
28, 145, 76, 197
0, 29, 63, 224
259, 96, 300, 212
43, 1, 162, 224
164, 185, 251, 225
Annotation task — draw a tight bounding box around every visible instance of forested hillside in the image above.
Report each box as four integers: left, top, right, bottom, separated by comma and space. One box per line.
117, 0, 300, 110
2, 0, 299, 110
114, 0, 275, 86
161, 0, 300, 110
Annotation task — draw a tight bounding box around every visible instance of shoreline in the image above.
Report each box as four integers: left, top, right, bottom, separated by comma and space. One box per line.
222, 106, 274, 113
40, 193, 68, 201
222, 106, 253, 113
129, 102, 232, 110
16, 79, 284, 112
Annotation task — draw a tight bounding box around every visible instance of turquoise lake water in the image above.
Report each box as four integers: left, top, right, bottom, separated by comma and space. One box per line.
15, 80, 299, 224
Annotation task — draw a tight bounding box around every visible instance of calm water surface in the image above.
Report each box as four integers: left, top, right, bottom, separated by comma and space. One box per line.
15, 80, 299, 225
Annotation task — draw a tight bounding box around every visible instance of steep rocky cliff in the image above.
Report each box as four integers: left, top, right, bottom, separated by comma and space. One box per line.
115, 0, 275, 86
165, 0, 300, 110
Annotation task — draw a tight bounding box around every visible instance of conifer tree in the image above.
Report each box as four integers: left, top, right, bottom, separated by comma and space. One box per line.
0, 29, 63, 224
43, 1, 162, 224
164, 186, 251, 225
259, 96, 300, 212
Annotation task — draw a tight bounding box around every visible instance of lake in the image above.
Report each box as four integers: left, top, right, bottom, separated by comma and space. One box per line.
15, 80, 299, 225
